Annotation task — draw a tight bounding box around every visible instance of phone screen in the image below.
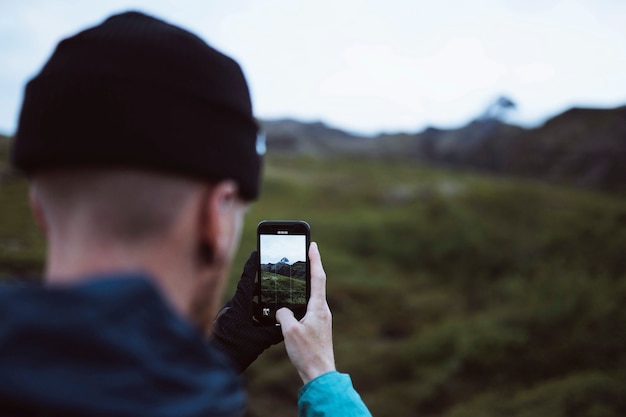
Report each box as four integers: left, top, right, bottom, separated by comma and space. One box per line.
255, 221, 310, 326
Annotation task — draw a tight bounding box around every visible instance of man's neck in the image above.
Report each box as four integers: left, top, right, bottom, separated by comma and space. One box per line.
45, 237, 196, 319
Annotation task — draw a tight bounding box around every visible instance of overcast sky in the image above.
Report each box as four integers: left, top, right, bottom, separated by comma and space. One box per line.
260, 235, 306, 265
1, 0, 625, 136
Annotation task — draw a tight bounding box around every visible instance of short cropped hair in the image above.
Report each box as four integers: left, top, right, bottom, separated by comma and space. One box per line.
32, 169, 202, 244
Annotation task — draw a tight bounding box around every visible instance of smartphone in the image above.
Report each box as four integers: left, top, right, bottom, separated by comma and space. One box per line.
254, 220, 311, 326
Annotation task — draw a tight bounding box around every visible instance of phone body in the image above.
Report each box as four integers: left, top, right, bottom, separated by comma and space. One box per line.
254, 220, 311, 326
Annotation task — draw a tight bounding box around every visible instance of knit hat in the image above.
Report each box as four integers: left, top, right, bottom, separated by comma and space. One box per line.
12, 11, 263, 200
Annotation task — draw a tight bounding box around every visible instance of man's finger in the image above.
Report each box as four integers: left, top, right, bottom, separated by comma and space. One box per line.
276, 307, 297, 330
308, 242, 327, 302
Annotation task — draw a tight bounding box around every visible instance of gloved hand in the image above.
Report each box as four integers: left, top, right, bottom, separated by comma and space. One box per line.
211, 251, 284, 373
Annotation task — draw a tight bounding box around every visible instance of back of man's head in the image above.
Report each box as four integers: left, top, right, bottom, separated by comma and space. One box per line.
10, 11, 261, 318
31, 169, 202, 245
12, 11, 264, 201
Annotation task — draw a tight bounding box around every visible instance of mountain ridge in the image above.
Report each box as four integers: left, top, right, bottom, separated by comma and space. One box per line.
260, 260, 306, 280
261, 104, 626, 193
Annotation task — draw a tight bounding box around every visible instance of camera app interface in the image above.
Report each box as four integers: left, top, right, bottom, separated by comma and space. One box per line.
259, 233, 307, 320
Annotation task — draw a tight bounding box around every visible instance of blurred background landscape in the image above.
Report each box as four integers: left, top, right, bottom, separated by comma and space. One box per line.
1, 0, 626, 416
241, 106, 626, 417
2, 100, 625, 415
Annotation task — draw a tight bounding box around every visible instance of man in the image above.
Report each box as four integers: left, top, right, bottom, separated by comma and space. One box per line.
0, 11, 371, 417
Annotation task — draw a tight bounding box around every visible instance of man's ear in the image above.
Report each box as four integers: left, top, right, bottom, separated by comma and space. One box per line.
29, 186, 48, 237
199, 181, 241, 264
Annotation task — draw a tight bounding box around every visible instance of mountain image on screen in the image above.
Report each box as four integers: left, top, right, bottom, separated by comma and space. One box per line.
261, 258, 306, 280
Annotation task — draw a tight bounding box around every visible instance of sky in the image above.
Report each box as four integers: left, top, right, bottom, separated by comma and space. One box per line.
1, 0, 625, 136
260, 235, 306, 265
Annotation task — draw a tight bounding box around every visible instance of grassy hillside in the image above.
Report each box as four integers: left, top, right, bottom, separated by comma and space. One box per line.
235, 156, 626, 417
1, 150, 625, 416
0, 134, 46, 278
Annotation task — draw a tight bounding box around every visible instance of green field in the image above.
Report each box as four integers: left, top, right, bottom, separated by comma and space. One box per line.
2, 137, 625, 416
261, 270, 306, 305
234, 156, 626, 417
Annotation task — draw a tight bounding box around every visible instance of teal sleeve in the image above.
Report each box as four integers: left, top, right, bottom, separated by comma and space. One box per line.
298, 371, 372, 417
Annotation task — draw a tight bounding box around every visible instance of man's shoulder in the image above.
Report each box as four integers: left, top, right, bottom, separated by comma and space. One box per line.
0, 275, 246, 417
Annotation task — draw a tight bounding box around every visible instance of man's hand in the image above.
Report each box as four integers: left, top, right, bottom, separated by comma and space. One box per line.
276, 242, 336, 384
211, 251, 283, 373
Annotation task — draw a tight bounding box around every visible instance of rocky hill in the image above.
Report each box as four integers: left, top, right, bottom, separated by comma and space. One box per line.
260, 259, 306, 280
260, 119, 369, 155
262, 105, 626, 193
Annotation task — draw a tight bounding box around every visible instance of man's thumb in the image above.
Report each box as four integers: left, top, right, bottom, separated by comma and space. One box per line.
276, 307, 297, 329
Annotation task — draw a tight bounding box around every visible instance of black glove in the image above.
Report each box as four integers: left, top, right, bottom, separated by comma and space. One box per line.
211, 251, 283, 373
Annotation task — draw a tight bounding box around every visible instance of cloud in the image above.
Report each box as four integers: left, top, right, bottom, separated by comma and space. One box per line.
515, 63, 555, 84
260, 235, 306, 265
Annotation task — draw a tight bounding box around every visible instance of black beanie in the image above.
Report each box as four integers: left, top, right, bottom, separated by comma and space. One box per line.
12, 11, 263, 200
